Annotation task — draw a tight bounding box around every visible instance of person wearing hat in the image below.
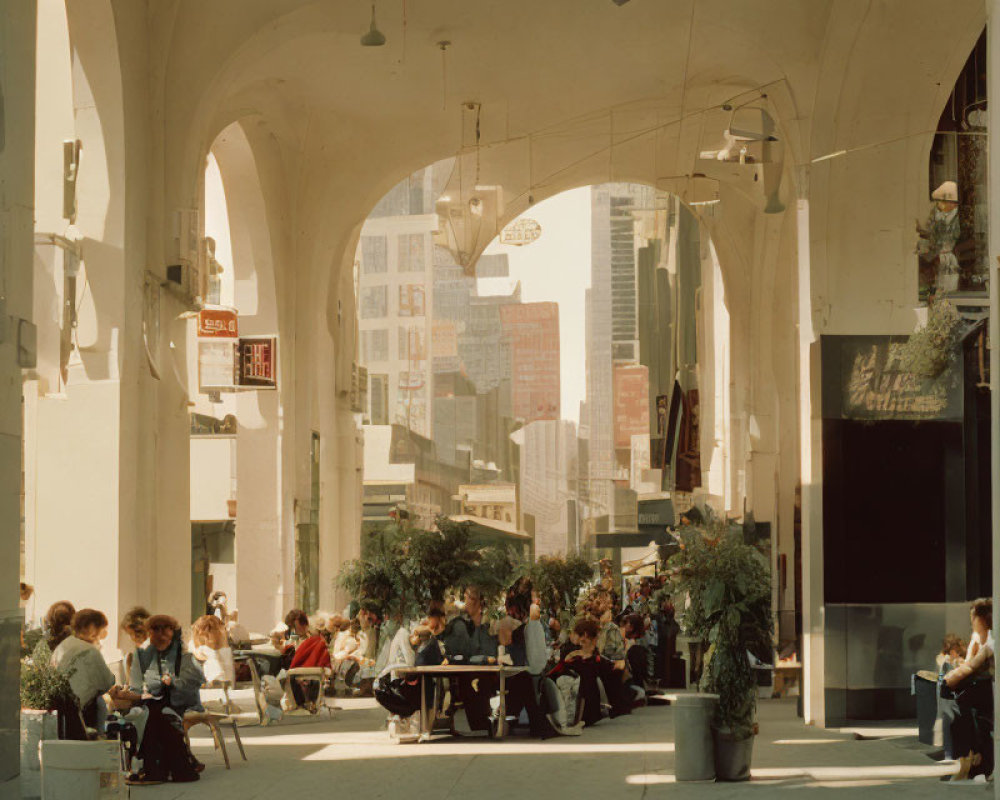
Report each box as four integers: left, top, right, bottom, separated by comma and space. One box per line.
917, 180, 961, 295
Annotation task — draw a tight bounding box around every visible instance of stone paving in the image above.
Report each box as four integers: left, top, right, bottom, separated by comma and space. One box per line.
133, 696, 982, 799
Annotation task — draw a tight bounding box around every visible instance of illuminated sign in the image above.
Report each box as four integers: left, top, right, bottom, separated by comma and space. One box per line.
238, 337, 277, 389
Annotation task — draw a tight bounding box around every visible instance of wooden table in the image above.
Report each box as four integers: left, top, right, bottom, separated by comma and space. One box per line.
394, 665, 527, 742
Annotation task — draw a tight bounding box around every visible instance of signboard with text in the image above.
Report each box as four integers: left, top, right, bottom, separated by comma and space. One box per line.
238, 337, 277, 389
198, 308, 238, 338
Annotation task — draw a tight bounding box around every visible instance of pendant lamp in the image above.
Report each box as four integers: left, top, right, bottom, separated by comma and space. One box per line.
361, 3, 386, 47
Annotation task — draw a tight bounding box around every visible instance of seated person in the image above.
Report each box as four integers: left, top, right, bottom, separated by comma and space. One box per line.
285, 609, 331, 709
443, 587, 498, 734
126, 614, 205, 785
121, 607, 150, 653
189, 615, 235, 686
225, 609, 250, 648
331, 618, 362, 689
548, 618, 631, 726
416, 609, 447, 666
944, 598, 994, 781
129, 615, 205, 717
285, 607, 311, 646
496, 590, 556, 739
45, 600, 76, 652
51, 608, 122, 731
621, 613, 650, 703
938, 633, 966, 675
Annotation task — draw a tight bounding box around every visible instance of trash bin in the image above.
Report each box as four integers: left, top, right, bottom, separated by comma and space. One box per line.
912, 673, 937, 747
40, 740, 123, 800
672, 693, 719, 781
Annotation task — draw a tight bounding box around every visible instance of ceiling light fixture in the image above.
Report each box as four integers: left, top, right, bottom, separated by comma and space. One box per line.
361, 2, 386, 47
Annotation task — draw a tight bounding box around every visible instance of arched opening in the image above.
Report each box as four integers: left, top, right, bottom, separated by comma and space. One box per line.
355, 160, 738, 577
187, 120, 291, 631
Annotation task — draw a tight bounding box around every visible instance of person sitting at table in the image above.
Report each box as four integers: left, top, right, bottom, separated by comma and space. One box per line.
126, 615, 203, 785
285, 610, 332, 709
938, 633, 967, 674
444, 586, 498, 735
45, 600, 76, 652
189, 614, 235, 686
549, 618, 631, 726
621, 613, 650, 704
354, 602, 382, 696
51, 608, 124, 732
331, 617, 362, 691
944, 598, 994, 781
496, 588, 557, 739
284, 607, 311, 644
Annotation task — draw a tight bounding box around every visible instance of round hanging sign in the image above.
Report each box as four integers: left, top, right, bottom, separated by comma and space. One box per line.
499, 218, 542, 247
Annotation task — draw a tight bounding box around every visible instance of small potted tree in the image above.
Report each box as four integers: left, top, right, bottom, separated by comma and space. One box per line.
667, 519, 773, 781
20, 640, 75, 796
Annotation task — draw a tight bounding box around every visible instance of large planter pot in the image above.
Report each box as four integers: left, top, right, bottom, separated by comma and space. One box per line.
672, 694, 718, 782
712, 727, 755, 782
40, 740, 124, 800
20, 710, 58, 799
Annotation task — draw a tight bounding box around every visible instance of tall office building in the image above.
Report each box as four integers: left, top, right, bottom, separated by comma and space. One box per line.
584, 183, 655, 532
520, 419, 578, 556
500, 301, 561, 424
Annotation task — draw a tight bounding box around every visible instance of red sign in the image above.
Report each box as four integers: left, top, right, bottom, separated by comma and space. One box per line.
198, 308, 238, 338
238, 337, 277, 388
614, 365, 650, 449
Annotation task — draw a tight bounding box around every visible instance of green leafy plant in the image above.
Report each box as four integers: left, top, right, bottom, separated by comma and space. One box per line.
463, 541, 524, 606
898, 298, 963, 378
20, 640, 75, 711
529, 554, 594, 622
667, 519, 772, 739
338, 517, 525, 616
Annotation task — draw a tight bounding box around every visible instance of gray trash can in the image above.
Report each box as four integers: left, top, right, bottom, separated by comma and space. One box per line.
672, 693, 719, 782
912, 673, 937, 746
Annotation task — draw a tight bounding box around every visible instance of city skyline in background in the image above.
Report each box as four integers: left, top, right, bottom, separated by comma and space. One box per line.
480, 187, 591, 424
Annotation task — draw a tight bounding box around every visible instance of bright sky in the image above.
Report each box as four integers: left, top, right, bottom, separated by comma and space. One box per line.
480, 187, 592, 424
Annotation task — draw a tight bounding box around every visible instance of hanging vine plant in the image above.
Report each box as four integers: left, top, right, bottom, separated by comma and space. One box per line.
898, 298, 964, 379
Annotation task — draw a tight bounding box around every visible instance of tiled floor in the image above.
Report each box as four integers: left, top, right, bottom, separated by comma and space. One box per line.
123, 696, 980, 799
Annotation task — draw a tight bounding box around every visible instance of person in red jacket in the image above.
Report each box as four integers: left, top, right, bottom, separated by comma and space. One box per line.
285, 609, 331, 708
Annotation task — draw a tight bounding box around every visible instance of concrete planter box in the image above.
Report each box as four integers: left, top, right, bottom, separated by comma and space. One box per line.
19, 710, 58, 799
40, 740, 124, 799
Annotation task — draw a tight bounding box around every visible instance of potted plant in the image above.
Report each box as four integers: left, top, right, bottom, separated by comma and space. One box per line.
667, 518, 773, 781
20, 640, 75, 797
898, 296, 963, 378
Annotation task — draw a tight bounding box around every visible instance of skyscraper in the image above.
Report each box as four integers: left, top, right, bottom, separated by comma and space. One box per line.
500, 302, 561, 424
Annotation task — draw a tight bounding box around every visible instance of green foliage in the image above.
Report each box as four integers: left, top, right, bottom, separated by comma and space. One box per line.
463, 541, 524, 605
21, 626, 44, 659
667, 519, 773, 739
338, 517, 528, 617
20, 640, 75, 711
898, 298, 963, 378
529, 554, 594, 618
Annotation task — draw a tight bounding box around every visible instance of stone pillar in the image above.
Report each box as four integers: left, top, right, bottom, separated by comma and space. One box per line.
235, 390, 284, 632
986, 2, 1000, 790
796, 166, 825, 726
0, 1, 36, 785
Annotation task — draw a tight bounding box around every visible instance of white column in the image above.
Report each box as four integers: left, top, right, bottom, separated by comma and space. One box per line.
796, 165, 825, 726
0, 1, 36, 784
986, 3, 1000, 792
